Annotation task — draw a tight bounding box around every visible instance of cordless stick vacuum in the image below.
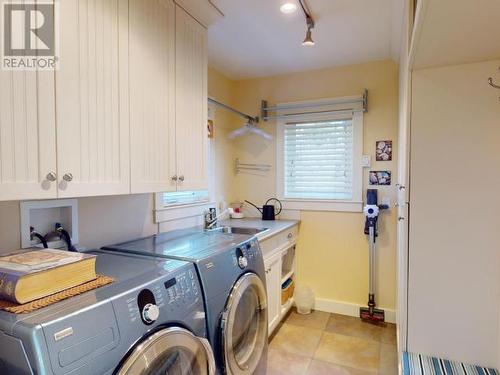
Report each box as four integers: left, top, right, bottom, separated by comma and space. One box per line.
360, 189, 389, 323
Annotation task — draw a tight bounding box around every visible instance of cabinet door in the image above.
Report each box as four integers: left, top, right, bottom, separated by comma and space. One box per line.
56, 0, 129, 198
0, 1, 57, 201
175, 6, 208, 191
265, 253, 282, 335
129, 0, 176, 193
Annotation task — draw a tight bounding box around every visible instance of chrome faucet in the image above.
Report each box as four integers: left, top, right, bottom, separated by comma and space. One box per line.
204, 208, 234, 230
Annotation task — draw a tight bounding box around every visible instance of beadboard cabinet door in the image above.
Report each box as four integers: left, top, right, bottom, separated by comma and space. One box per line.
56, 0, 130, 198
129, 0, 176, 193
175, 6, 209, 192
265, 252, 282, 335
0, 0, 57, 201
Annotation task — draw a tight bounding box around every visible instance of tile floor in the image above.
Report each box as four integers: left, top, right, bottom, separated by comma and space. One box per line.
268, 309, 398, 375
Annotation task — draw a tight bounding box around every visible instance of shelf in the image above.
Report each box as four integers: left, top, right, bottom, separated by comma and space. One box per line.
281, 270, 294, 285
281, 297, 294, 317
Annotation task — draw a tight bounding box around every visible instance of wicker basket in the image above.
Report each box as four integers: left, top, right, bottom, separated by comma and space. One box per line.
281, 278, 295, 305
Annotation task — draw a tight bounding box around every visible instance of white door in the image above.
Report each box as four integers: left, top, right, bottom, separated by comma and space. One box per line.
56, 0, 129, 198
175, 6, 209, 191
265, 252, 282, 335
129, 0, 176, 194
0, 0, 57, 201
396, 0, 413, 358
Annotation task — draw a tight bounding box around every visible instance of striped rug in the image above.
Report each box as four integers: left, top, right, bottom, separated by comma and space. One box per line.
403, 352, 499, 375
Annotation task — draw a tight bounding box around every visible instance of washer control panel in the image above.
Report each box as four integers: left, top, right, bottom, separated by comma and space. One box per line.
165, 269, 200, 308
234, 239, 259, 269
129, 269, 200, 325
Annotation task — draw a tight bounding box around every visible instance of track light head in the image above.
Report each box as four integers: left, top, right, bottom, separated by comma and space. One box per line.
302, 27, 315, 46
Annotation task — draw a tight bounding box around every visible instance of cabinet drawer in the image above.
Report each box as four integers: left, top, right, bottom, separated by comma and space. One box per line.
276, 226, 298, 246
259, 225, 299, 258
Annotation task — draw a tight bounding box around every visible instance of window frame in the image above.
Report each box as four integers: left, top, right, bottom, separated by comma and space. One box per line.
276, 109, 364, 213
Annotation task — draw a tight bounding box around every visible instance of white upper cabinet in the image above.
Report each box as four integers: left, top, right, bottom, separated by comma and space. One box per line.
129, 0, 176, 194
0, 66, 57, 201
56, 0, 130, 198
0, 0, 57, 201
0, 0, 210, 201
175, 6, 208, 191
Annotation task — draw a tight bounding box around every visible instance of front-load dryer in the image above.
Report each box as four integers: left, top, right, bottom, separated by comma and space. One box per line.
104, 230, 268, 375
0, 250, 215, 375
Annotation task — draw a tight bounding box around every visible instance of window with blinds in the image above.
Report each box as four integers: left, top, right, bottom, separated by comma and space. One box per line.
163, 190, 209, 206
283, 119, 354, 200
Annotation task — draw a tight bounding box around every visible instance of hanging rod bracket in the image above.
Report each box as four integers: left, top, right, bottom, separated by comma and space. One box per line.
363, 89, 369, 112
488, 77, 500, 90
261, 100, 269, 122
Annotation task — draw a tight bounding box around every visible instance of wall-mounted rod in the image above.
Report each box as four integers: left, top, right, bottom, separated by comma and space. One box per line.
261, 97, 365, 112
263, 109, 361, 121
261, 90, 368, 121
208, 98, 259, 123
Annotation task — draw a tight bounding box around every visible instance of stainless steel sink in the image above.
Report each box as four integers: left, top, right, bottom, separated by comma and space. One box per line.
208, 226, 268, 235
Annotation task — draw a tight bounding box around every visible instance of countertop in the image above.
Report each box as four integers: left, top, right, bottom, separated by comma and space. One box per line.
219, 218, 300, 242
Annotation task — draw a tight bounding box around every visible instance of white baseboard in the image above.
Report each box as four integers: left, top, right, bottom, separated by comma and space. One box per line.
315, 298, 396, 324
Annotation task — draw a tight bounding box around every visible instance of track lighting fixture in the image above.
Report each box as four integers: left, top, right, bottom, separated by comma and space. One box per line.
302, 16, 315, 46
298, 0, 315, 46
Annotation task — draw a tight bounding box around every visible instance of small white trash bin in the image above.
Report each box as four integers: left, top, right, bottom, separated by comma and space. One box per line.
294, 286, 314, 315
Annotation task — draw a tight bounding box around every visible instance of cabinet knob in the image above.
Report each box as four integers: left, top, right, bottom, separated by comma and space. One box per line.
398, 216, 405, 221
287, 233, 293, 239
63, 173, 73, 182
171, 175, 178, 181
396, 184, 406, 191
46, 172, 57, 182
178, 175, 185, 182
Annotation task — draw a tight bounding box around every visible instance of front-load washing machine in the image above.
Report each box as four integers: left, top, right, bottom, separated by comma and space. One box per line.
104, 230, 268, 375
0, 249, 215, 375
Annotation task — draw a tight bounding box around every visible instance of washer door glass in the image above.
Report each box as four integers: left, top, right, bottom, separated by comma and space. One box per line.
222, 273, 268, 375
117, 327, 215, 375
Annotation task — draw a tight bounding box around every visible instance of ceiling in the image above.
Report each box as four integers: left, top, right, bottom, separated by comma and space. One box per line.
208, 0, 404, 80
411, 0, 500, 69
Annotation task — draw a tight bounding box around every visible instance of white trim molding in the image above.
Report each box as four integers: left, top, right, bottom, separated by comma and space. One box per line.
154, 200, 216, 223
315, 297, 396, 324
281, 199, 362, 213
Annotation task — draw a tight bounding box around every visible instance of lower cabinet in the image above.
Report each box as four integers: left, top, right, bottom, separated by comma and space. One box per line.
265, 252, 282, 334
262, 225, 299, 336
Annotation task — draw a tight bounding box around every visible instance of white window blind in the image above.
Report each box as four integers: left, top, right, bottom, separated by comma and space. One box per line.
163, 190, 209, 206
284, 119, 354, 200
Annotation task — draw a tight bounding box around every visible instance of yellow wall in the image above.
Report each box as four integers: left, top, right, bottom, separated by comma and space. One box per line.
208, 67, 240, 206
209, 60, 399, 311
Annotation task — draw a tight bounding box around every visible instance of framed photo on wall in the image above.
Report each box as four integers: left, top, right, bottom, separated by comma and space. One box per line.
369, 171, 391, 186
376, 140, 392, 161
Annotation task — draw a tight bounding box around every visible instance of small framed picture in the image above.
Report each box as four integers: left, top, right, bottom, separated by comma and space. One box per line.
376, 140, 392, 161
369, 171, 391, 186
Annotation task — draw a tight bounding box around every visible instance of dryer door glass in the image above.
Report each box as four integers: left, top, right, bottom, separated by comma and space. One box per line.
116, 327, 215, 375
222, 273, 268, 375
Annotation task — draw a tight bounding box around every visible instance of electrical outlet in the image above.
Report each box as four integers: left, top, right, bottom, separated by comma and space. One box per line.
362, 155, 371, 168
